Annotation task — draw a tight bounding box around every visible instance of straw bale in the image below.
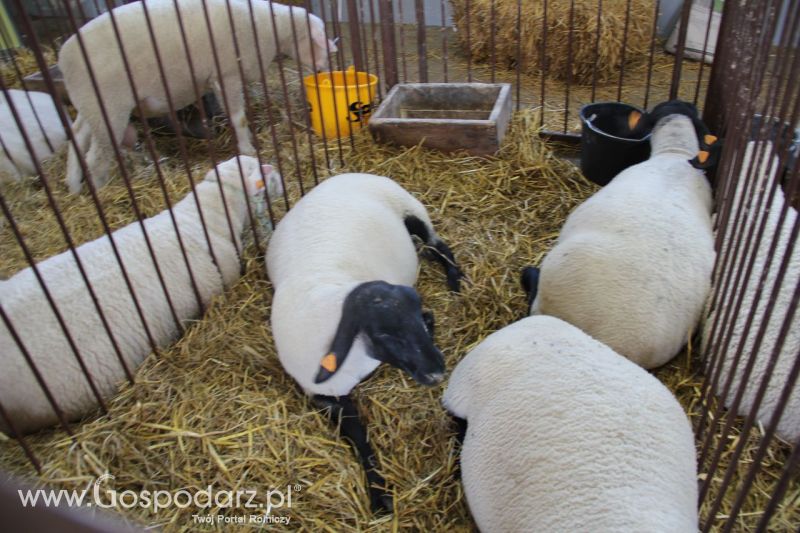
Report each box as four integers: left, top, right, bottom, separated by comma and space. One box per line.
449, 0, 656, 84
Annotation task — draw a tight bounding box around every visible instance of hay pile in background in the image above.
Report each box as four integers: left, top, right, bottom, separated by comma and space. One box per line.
1, 112, 798, 532
449, 0, 656, 84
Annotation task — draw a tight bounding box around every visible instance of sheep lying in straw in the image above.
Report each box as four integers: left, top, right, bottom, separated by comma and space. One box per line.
703, 141, 800, 444
267, 173, 462, 513
450, 0, 656, 83
443, 315, 698, 532
522, 101, 718, 368
0, 156, 283, 435
0, 89, 67, 181
59, 0, 336, 193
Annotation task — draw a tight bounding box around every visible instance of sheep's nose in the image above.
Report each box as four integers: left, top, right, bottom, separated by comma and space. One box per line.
426, 372, 444, 384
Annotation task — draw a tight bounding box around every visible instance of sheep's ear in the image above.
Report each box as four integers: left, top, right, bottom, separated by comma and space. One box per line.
690, 136, 722, 170
628, 110, 642, 130
314, 301, 360, 384
327, 38, 338, 54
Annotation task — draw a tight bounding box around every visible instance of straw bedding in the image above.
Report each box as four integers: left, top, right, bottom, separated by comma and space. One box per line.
449, 0, 657, 84
0, 57, 798, 533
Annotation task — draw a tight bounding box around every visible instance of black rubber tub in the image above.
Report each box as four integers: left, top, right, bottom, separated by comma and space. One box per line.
579, 102, 651, 186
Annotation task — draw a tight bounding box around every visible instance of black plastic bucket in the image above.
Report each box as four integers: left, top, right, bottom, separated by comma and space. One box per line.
579, 102, 651, 186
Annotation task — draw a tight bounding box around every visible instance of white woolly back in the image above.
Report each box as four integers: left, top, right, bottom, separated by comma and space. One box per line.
267, 173, 436, 396
650, 114, 701, 158
532, 125, 714, 368
702, 141, 800, 443
443, 316, 698, 532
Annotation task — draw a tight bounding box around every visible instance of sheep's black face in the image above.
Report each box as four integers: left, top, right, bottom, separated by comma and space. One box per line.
314, 281, 445, 385
357, 282, 445, 386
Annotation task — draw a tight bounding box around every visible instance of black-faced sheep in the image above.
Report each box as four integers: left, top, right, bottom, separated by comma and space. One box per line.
266, 173, 462, 513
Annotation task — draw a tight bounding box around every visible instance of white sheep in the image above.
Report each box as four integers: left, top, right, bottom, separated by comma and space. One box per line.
59, 0, 336, 193
266, 173, 462, 513
703, 140, 799, 444
0, 89, 68, 180
523, 100, 717, 369
443, 315, 699, 532
0, 155, 282, 435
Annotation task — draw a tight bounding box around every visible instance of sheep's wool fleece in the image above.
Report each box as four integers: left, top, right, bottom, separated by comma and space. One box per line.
443, 316, 698, 533
533, 120, 715, 369
702, 142, 800, 443
267, 174, 431, 397
0, 180, 244, 434
0, 89, 66, 179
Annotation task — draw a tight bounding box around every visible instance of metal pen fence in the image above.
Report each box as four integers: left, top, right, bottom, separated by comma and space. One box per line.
0, 0, 797, 530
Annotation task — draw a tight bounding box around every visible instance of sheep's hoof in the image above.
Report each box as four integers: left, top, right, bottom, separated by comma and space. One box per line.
369, 489, 393, 515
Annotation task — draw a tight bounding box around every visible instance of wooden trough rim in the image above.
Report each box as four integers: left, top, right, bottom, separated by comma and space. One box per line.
370, 82, 512, 126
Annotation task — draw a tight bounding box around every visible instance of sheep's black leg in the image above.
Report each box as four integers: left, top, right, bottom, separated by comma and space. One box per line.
312, 394, 393, 514
450, 415, 468, 480
404, 215, 464, 292
520, 266, 540, 311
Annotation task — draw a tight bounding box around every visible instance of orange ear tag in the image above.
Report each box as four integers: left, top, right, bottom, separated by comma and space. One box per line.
628, 111, 641, 130
697, 151, 710, 164
704, 134, 718, 145
320, 353, 337, 372
255, 179, 264, 189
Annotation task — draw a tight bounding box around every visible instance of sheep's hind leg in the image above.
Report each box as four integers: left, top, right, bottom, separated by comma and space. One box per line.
520, 266, 540, 315
213, 80, 255, 156
312, 394, 393, 514
66, 115, 91, 193
84, 110, 130, 190
404, 215, 464, 292
450, 415, 467, 480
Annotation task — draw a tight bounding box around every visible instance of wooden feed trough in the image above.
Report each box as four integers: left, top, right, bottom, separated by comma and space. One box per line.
369, 83, 512, 156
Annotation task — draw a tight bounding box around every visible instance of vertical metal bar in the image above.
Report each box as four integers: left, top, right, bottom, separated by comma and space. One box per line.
616, 0, 632, 102
465, 0, 472, 82
489, 0, 496, 83
330, 1, 356, 150
702, 0, 738, 133
539, 0, 548, 129
378, 0, 398, 90
669, 0, 694, 100
440, 0, 448, 83
563, 0, 575, 133
398, 0, 408, 82
367, 0, 384, 98
305, 0, 332, 174
0, 399, 41, 472
346, 0, 364, 71
414, 0, 427, 83
643, 0, 660, 110
692, 0, 718, 106
354, 0, 377, 140
515, 0, 521, 111
590, 0, 602, 102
